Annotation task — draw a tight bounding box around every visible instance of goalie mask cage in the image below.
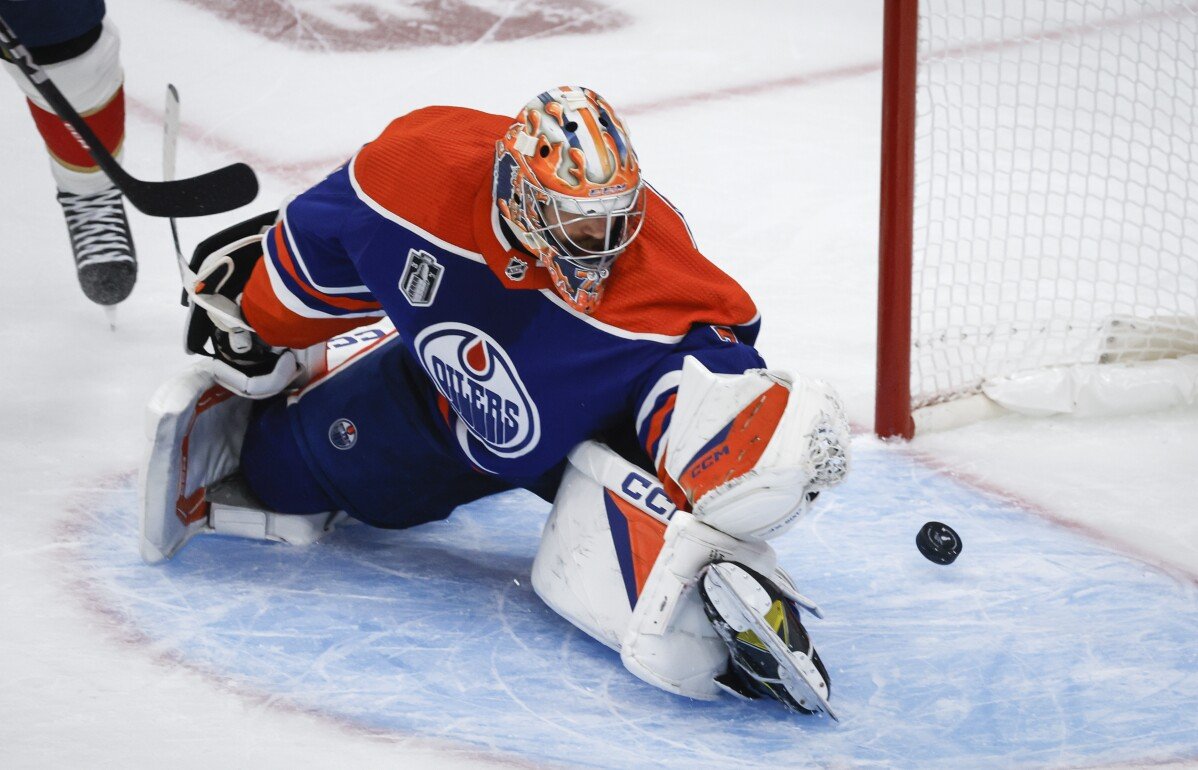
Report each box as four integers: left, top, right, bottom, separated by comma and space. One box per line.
875, 0, 1198, 438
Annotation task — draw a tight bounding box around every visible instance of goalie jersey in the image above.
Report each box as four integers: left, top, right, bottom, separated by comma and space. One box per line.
240, 106, 765, 503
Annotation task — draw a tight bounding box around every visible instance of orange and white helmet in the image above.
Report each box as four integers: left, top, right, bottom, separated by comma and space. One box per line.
494, 86, 645, 313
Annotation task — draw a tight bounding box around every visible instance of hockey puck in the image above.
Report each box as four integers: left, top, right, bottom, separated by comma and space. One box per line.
916, 521, 962, 565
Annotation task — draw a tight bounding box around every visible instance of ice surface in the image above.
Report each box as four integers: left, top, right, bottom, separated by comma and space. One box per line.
65, 445, 1198, 768
1, 1, 1195, 767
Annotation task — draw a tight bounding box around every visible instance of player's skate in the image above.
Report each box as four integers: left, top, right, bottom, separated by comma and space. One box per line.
140, 363, 342, 563
699, 561, 837, 720
57, 186, 137, 305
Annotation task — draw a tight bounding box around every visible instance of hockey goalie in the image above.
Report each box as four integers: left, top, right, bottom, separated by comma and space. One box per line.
141, 87, 851, 718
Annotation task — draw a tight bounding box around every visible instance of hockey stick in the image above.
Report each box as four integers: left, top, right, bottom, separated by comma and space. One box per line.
163, 87, 282, 361
0, 14, 258, 218
163, 83, 190, 303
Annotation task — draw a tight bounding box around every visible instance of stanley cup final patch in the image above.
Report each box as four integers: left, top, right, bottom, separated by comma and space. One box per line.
400, 249, 444, 307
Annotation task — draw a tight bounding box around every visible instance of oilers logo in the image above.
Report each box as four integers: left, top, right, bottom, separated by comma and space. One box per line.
415, 323, 540, 458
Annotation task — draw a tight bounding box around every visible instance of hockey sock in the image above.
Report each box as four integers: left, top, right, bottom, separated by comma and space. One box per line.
4, 20, 124, 195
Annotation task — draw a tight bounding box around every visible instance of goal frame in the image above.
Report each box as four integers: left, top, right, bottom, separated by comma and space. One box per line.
875, 0, 919, 439
874, 0, 1198, 439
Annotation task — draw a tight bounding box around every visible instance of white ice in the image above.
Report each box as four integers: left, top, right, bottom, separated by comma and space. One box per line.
1, 1, 1195, 768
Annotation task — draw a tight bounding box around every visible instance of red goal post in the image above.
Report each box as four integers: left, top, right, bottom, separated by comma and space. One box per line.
875, 0, 1198, 439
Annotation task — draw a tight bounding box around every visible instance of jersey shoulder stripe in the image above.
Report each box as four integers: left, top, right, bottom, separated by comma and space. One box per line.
347, 154, 485, 265
243, 261, 384, 349
280, 211, 371, 295
265, 223, 382, 317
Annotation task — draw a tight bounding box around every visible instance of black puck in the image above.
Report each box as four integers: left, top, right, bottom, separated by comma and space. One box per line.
916, 521, 962, 565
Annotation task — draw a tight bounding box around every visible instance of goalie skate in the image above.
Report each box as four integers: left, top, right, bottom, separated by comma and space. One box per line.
700, 561, 837, 720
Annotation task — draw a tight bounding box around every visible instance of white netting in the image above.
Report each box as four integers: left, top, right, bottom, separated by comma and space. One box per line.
910, 0, 1198, 410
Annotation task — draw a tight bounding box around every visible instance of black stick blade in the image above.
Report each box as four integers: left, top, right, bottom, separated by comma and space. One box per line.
123, 162, 259, 218
0, 15, 258, 220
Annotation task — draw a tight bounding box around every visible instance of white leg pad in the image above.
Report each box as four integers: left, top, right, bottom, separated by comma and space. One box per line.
140, 365, 250, 564
532, 442, 675, 650
141, 362, 347, 563
532, 441, 781, 701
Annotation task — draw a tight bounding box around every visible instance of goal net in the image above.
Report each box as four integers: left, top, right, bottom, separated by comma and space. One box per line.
876, 0, 1198, 437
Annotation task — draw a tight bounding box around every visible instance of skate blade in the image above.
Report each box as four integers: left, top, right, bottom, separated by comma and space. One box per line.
704, 563, 838, 721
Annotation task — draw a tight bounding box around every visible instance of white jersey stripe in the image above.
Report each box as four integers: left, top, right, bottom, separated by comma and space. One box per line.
263, 247, 382, 321
281, 209, 371, 295
538, 289, 686, 344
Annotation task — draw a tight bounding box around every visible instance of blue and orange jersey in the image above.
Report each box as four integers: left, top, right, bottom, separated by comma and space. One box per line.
242, 106, 765, 486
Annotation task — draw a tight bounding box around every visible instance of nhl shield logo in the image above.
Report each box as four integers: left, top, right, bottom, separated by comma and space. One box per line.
328, 418, 358, 450
400, 249, 444, 307
505, 256, 528, 281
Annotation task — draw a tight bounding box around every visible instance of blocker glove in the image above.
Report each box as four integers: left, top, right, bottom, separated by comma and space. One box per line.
184, 210, 300, 398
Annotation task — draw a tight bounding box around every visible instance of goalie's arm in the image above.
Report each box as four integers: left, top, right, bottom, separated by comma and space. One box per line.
186, 175, 387, 397
240, 169, 387, 349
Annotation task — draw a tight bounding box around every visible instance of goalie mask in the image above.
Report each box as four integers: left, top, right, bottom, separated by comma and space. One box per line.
495, 86, 645, 314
